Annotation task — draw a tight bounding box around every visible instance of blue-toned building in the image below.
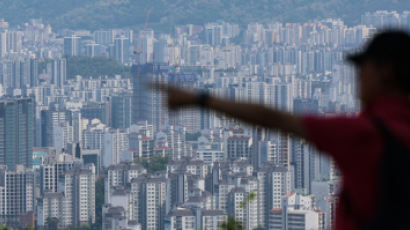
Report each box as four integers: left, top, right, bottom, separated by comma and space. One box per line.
0, 97, 34, 170
132, 63, 170, 130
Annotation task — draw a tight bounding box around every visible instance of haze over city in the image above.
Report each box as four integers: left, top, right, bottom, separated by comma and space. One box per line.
0, 1, 409, 230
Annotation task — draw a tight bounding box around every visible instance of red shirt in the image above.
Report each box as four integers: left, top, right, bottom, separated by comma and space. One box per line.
303, 95, 410, 230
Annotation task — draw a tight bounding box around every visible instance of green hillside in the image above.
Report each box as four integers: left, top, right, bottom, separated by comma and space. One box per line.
66, 56, 131, 79
1, 0, 409, 30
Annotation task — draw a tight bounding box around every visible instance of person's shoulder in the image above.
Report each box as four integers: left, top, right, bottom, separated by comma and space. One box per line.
302, 113, 364, 126
302, 113, 377, 146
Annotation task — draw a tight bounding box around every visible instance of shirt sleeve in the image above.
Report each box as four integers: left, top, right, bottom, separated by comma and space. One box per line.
302, 115, 382, 172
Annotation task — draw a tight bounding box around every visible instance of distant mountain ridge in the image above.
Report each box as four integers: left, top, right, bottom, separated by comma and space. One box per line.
1, 0, 409, 30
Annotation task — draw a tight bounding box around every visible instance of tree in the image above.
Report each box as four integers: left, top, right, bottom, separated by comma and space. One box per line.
239, 192, 256, 208
135, 155, 170, 174
69, 224, 91, 230
24, 225, 34, 230
221, 192, 256, 230
46, 217, 59, 230
91, 176, 105, 230
220, 217, 243, 230
0, 0, 408, 31
78, 225, 91, 230
65, 56, 131, 79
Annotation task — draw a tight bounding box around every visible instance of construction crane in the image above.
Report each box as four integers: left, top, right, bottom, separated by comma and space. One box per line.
134, 6, 153, 77
133, 7, 153, 130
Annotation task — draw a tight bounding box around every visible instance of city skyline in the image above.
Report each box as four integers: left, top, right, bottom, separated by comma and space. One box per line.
0, 8, 408, 230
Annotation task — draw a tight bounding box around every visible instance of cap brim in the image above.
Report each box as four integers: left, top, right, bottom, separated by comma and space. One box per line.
346, 52, 367, 65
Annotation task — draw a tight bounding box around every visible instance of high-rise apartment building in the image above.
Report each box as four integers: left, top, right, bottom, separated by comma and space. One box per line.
114, 36, 130, 64
257, 164, 292, 228
0, 165, 35, 226
226, 135, 253, 159
38, 193, 65, 229
202, 210, 228, 230
38, 164, 96, 229
102, 204, 142, 230
167, 171, 189, 212
166, 208, 195, 230
64, 36, 81, 56
166, 207, 227, 230
29, 58, 39, 87
0, 59, 38, 90
107, 162, 147, 189
40, 153, 78, 194
102, 129, 129, 168
51, 58, 66, 88
131, 177, 167, 230
82, 119, 107, 151
110, 94, 132, 129
164, 126, 187, 161
81, 102, 110, 125
139, 29, 154, 63
205, 24, 223, 46
85, 43, 105, 57
257, 140, 276, 167
41, 109, 72, 148
132, 64, 169, 131
62, 164, 96, 227
129, 133, 154, 160
227, 185, 258, 230
0, 31, 6, 57
93, 30, 114, 45
291, 138, 317, 194
268, 193, 324, 230
6, 31, 22, 53
0, 97, 34, 170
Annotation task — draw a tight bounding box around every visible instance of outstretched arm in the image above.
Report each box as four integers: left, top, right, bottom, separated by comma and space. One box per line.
157, 84, 307, 139
206, 96, 306, 138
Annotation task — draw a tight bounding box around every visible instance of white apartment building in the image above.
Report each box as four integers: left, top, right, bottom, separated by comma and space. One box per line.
62, 164, 96, 228
165, 208, 227, 230
196, 136, 225, 164
257, 164, 292, 229
107, 162, 147, 188
0, 165, 35, 225
269, 193, 324, 230
82, 119, 107, 150
202, 210, 227, 230
38, 192, 64, 228
131, 177, 167, 230
166, 208, 196, 230
40, 152, 79, 193
103, 129, 129, 167
227, 187, 258, 230
272, 167, 292, 209
102, 204, 142, 230
129, 133, 154, 159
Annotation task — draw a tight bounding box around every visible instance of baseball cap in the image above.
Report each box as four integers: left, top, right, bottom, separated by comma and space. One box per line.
347, 30, 410, 65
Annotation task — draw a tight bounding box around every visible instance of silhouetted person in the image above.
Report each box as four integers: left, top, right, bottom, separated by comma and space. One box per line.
156, 30, 410, 230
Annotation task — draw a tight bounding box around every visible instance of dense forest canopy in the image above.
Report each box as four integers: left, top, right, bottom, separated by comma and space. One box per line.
0, 0, 409, 30
66, 56, 131, 79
